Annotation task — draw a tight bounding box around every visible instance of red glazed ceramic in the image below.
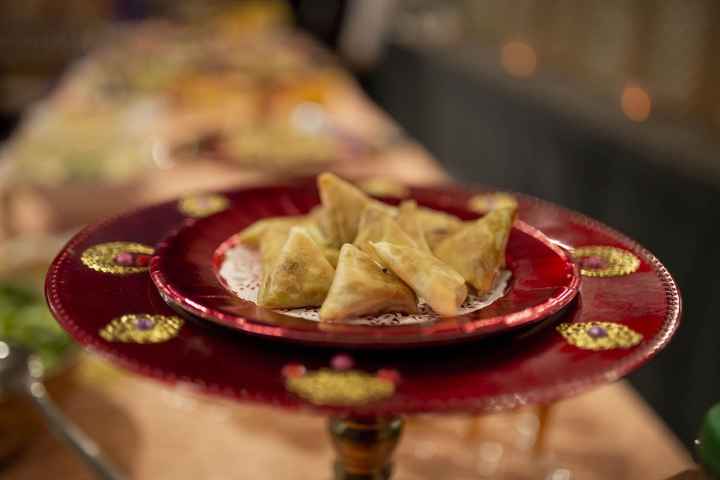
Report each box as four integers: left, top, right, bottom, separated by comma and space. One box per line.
46, 179, 681, 415
150, 190, 579, 347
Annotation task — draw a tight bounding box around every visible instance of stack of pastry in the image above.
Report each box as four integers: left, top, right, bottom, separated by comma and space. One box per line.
235, 173, 517, 322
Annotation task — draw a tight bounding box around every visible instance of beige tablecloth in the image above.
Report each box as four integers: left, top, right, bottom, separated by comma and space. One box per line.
5, 356, 692, 479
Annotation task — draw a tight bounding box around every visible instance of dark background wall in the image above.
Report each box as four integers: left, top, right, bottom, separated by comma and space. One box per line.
363, 46, 720, 448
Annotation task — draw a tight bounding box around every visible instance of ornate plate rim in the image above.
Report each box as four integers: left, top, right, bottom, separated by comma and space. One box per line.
149, 201, 580, 347
45, 181, 682, 414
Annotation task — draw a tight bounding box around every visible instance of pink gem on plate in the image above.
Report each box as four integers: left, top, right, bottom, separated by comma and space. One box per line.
134, 315, 155, 331
330, 354, 354, 370
114, 252, 135, 266
580, 255, 607, 270
587, 325, 608, 338
114, 252, 151, 267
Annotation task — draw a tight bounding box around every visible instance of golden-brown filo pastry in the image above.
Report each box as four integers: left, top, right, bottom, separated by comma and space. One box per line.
322, 247, 340, 268
482, 207, 516, 268
257, 227, 335, 309
306, 208, 339, 266
370, 241, 468, 317
317, 172, 395, 246
353, 204, 417, 259
319, 244, 418, 322
467, 193, 518, 214
414, 207, 463, 251
245, 214, 338, 267
433, 207, 516, 294
396, 200, 431, 252
237, 206, 327, 249
236, 215, 305, 249
257, 224, 291, 304
258, 225, 289, 270
303, 206, 330, 245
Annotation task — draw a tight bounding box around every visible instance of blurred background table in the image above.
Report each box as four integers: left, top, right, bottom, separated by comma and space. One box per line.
4, 356, 693, 479
0, 2, 700, 478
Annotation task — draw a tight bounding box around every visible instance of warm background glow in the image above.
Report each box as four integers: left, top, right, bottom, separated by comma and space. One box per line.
621, 84, 652, 122
500, 41, 537, 78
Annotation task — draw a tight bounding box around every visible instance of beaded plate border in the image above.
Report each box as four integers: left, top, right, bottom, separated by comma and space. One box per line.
46, 184, 681, 413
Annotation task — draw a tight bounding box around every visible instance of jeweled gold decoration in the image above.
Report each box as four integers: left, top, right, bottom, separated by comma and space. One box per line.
178, 194, 229, 218
99, 314, 183, 343
80, 242, 154, 274
358, 178, 410, 198
572, 245, 640, 277
557, 322, 642, 350
468, 193, 518, 213
286, 369, 394, 406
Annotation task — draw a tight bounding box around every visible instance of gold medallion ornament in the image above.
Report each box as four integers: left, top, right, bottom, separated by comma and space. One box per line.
286, 369, 395, 406
468, 192, 518, 214
80, 242, 154, 274
178, 194, 230, 218
572, 245, 640, 278
557, 322, 643, 350
99, 314, 183, 343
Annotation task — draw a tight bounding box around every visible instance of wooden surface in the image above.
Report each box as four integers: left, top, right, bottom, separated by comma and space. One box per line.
4, 356, 692, 479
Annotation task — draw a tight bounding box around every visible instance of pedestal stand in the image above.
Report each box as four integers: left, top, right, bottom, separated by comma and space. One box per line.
329, 416, 404, 480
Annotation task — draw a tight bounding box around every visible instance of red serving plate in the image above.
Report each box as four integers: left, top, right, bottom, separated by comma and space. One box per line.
149, 190, 579, 347
46, 179, 681, 415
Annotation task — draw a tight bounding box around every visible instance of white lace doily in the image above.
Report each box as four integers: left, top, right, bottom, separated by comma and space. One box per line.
218, 245, 510, 326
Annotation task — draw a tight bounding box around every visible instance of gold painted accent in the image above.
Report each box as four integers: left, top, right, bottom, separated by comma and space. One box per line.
468, 193, 518, 213
287, 369, 394, 406
329, 416, 403, 479
557, 322, 642, 350
80, 242, 154, 274
99, 314, 183, 343
358, 178, 410, 198
573, 245, 640, 277
178, 194, 229, 218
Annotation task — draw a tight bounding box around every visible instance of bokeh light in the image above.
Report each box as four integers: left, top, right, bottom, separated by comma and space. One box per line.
501, 41, 538, 78
621, 84, 652, 122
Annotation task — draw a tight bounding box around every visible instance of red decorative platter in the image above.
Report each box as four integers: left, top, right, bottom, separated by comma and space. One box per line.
149, 188, 580, 347
46, 179, 681, 415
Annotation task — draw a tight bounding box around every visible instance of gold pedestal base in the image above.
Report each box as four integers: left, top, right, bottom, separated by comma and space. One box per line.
329, 416, 404, 480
